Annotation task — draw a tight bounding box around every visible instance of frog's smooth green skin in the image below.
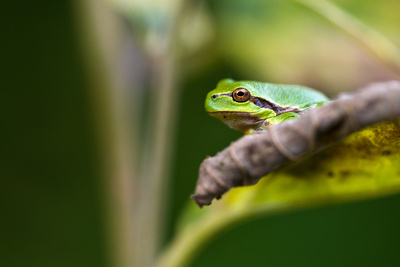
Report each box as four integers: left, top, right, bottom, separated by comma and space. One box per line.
205, 79, 329, 133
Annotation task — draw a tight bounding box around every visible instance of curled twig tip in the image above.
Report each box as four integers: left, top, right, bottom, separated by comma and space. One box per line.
191, 194, 210, 208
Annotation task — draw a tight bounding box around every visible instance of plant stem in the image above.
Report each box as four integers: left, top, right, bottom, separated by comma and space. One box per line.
155, 208, 250, 267
74, 1, 138, 266
295, 0, 400, 75
137, 1, 188, 266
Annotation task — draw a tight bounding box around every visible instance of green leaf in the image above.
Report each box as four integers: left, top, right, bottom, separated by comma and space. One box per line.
156, 120, 400, 267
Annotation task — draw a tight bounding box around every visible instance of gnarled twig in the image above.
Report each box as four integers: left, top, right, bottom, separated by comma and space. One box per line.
193, 81, 400, 207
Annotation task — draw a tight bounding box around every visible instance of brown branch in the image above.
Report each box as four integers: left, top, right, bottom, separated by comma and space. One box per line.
192, 81, 400, 207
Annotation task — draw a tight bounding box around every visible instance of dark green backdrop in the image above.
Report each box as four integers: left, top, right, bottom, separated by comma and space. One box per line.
1, 1, 106, 266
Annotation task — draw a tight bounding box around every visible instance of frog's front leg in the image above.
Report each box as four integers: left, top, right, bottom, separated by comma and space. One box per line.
260, 112, 300, 131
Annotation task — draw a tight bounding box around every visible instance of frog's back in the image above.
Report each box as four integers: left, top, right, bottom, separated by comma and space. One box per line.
245, 81, 329, 110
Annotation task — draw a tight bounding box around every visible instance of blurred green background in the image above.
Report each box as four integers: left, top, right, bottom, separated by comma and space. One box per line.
2, 0, 400, 266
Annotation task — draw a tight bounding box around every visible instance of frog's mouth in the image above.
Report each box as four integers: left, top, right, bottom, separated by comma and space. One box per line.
208, 111, 265, 132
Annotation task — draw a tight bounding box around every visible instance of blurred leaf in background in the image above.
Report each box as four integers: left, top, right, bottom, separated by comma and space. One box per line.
161, 120, 400, 266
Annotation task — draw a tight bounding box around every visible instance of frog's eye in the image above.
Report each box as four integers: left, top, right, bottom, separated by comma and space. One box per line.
232, 88, 250, 102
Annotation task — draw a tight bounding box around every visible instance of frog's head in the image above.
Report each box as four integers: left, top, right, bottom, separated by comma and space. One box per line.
205, 79, 275, 132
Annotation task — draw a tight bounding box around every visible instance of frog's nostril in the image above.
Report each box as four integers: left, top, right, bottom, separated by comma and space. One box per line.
211, 95, 217, 100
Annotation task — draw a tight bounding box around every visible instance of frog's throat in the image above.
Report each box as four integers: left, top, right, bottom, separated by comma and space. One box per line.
211, 93, 301, 115
208, 111, 265, 132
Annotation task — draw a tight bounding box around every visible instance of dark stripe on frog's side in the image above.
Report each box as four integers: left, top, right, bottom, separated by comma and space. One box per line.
249, 96, 301, 115
211, 93, 301, 115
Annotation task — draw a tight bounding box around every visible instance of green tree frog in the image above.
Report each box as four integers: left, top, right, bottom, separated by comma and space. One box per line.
205, 79, 329, 133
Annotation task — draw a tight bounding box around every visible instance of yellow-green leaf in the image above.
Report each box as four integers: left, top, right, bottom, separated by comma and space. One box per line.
157, 120, 400, 267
